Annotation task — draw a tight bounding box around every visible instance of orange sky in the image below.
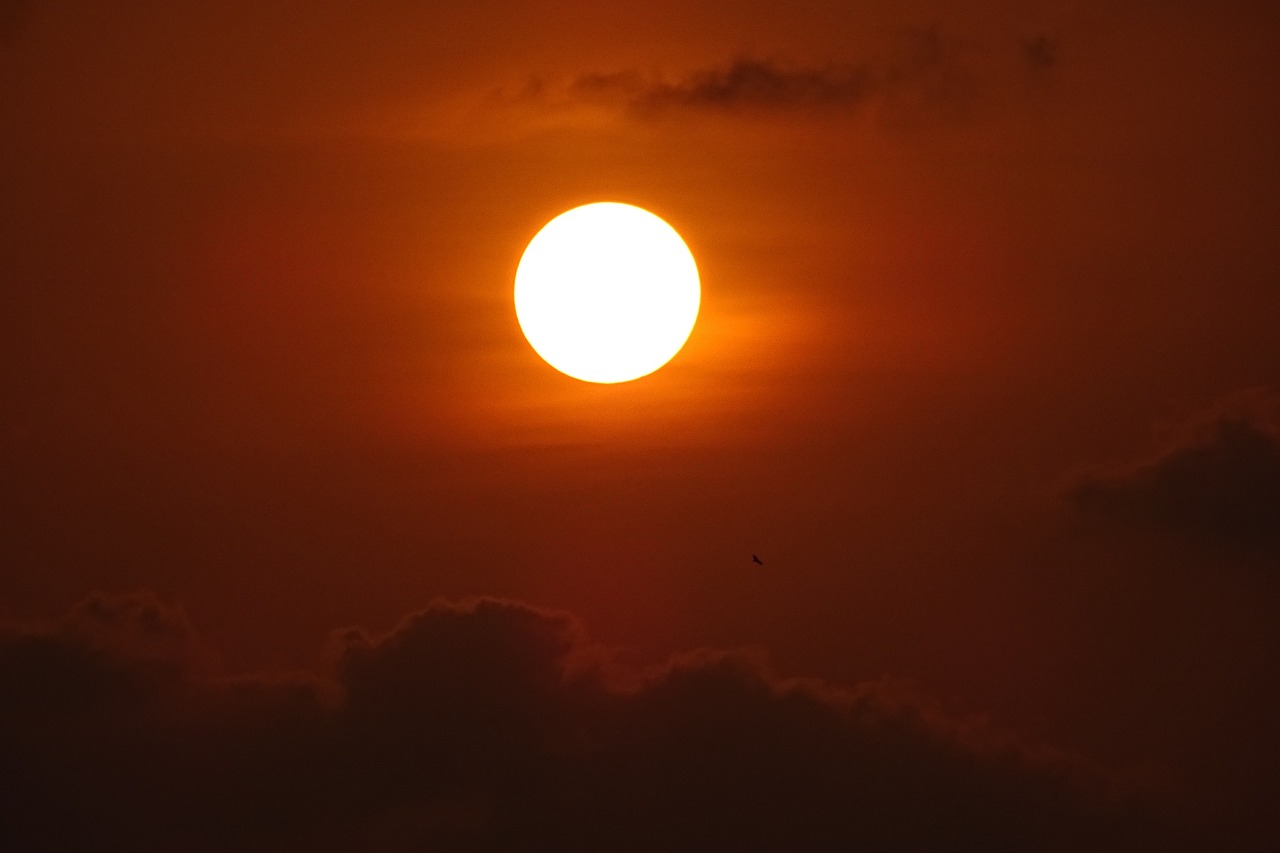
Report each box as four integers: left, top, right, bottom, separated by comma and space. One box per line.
2, 1, 1279, 847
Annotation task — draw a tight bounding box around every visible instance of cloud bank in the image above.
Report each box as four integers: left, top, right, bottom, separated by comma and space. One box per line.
1069, 389, 1280, 555
0, 591, 1143, 850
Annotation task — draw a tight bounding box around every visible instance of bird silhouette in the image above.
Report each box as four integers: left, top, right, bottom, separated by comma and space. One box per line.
752, 554, 764, 566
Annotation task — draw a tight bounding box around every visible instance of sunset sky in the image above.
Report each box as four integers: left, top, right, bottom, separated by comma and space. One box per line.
3, 1, 1279, 848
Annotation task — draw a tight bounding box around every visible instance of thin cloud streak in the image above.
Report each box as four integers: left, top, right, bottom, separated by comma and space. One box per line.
507, 26, 1061, 125
572, 58, 872, 116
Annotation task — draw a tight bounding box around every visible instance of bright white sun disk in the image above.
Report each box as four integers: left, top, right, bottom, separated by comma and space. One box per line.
514, 202, 700, 384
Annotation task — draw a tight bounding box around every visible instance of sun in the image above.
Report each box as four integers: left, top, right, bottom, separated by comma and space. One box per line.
514, 202, 700, 384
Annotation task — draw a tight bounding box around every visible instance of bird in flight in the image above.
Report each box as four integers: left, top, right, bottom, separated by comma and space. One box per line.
752, 554, 764, 566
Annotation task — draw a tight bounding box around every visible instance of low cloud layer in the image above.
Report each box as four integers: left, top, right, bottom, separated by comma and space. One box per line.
1069, 389, 1280, 554
0, 591, 1143, 850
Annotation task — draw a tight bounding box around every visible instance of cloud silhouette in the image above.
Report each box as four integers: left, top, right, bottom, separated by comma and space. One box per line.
1069, 389, 1280, 554
572, 58, 872, 116
1, 592, 1146, 849
520, 27, 1054, 125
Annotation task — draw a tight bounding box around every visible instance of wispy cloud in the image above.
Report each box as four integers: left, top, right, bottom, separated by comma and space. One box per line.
572, 57, 872, 116
506, 26, 1060, 125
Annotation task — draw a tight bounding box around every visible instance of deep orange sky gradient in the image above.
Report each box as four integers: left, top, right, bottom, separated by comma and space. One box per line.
3, 1, 1279, 848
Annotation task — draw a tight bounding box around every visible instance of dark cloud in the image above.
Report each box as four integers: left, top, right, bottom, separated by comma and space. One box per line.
573, 58, 872, 116
540, 27, 1051, 123
1069, 389, 1280, 554
0, 591, 211, 715
0, 592, 1147, 850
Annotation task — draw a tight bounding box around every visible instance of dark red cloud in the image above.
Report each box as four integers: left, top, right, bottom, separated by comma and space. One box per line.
544, 26, 1048, 124
0, 591, 1148, 850
1069, 389, 1280, 555
572, 58, 872, 115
